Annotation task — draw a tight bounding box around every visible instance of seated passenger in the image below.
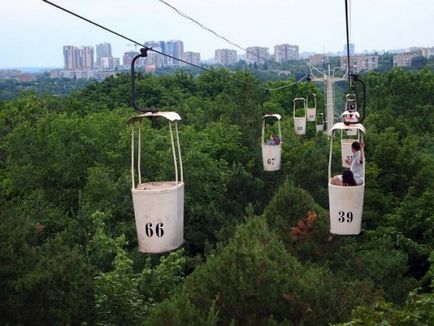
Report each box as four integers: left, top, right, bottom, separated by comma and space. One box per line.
342, 169, 357, 186
267, 135, 280, 145
331, 141, 365, 186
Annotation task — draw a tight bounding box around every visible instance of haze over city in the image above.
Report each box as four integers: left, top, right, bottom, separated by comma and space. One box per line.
1, 0, 433, 68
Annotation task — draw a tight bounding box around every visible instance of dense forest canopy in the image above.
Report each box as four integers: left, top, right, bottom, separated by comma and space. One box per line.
0, 67, 433, 325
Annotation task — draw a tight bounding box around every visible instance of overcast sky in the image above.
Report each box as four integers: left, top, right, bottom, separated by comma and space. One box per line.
1, 0, 433, 68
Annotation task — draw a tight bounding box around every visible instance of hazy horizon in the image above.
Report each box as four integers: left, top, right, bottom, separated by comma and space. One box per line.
1, 0, 433, 68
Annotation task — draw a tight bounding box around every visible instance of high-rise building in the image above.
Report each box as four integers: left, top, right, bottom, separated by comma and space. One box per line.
63, 45, 76, 70
123, 51, 139, 66
144, 41, 165, 53
100, 56, 119, 70
274, 44, 299, 62
343, 43, 355, 56
420, 46, 434, 58
95, 43, 112, 67
144, 41, 166, 67
340, 55, 378, 73
393, 53, 417, 67
144, 52, 164, 68
246, 46, 269, 64
63, 45, 94, 70
78, 46, 94, 69
215, 49, 238, 66
165, 40, 184, 65
181, 51, 201, 66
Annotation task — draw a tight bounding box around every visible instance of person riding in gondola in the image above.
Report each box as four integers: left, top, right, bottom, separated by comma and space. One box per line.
331, 141, 364, 186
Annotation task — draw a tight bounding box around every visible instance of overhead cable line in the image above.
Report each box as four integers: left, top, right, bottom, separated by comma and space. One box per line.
42, 0, 270, 91
268, 74, 310, 91
348, 0, 352, 43
344, 0, 352, 82
42, 0, 306, 92
157, 0, 270, 64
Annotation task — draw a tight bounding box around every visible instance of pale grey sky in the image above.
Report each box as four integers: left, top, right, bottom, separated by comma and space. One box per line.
1, 0, 433, 68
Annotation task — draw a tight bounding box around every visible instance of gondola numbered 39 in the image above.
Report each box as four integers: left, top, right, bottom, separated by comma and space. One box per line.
129, 112, 184, 253
328, 122, 366, 235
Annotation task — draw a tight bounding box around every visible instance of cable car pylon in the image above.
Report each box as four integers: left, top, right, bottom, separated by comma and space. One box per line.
308, 63, 346, 133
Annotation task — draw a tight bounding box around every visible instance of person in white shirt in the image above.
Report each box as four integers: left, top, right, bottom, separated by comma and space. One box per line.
331, 141, 365, 186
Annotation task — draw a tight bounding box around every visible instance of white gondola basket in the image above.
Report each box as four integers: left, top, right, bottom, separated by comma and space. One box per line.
132, 182, 184, 253
307, 94, 317, 122
129, 111, 184, 253
328, 182, 364, 234
316, 113, 324, 132
262, 144, 281, 171
307, 108, 316, 122
293, 98, 307, 135
294, 117, 306, 135
261, 114, 282, 171
328, 122, 366, 235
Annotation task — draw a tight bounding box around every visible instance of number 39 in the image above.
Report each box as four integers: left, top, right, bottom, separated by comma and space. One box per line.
338, 211, 353, 223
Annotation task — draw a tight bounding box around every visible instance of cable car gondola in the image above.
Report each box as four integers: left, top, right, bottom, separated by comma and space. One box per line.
306, 93, 317, 122
328, 89, 367, 235
293, 97, 307, 135
328, 122, 366, 235
316, 112, 324, 132
261, 114, 282, 171
129, 111, 184, 253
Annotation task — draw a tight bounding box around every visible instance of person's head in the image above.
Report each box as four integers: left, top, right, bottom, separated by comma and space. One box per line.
351, 141, 361, 153
342, 169, 357, 186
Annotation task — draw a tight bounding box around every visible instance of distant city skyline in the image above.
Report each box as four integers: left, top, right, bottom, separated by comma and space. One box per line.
4, 39, 433, 72
1, 44, 430, 81
1, 0, 433, 68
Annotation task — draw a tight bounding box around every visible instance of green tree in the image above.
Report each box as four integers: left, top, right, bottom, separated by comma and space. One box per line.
411, 56, 428, 69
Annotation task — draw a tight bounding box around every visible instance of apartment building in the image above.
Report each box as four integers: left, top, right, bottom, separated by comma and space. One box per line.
181, 51, 201, 66
144, 41, 166, 67
393, 53, 418, 67
101, 57, 120, 70
420, 47, 434, 58
274, 44, 299, 62
246, 46, 269, 64
95, 43, 112, 67
166, 40, 184, 65
340, 55, 379, 72
215, 49, 238, 66
63, 45, 94, 70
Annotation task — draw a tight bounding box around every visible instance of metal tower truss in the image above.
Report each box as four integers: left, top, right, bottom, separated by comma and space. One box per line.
308, 64, 347, 132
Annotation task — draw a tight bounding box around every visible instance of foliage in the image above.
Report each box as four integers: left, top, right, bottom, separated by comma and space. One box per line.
0, 67, 433, 324
151, 217, 377, 325
337, 251, 434, 326
0, 206, 95, 324
93, 229, 187, 325
0, 75, 93, 101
